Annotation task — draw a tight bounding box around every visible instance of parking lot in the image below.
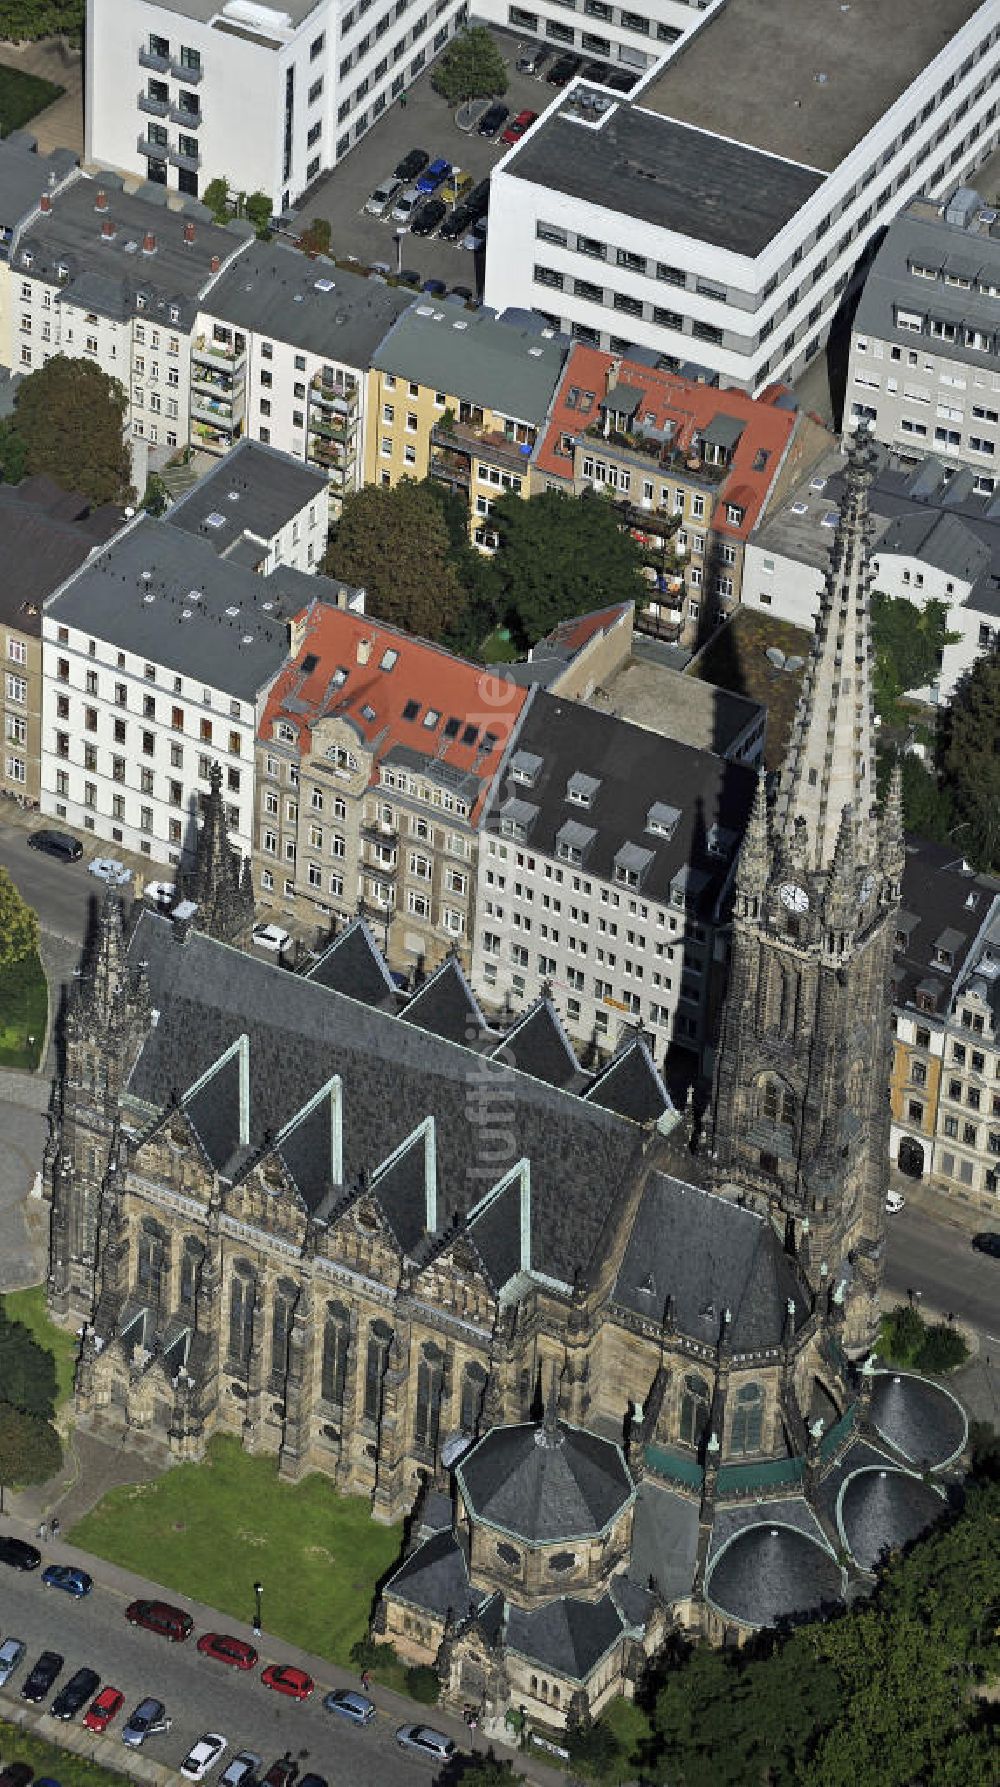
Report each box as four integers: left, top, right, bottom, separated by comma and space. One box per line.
293, 28, 559, 296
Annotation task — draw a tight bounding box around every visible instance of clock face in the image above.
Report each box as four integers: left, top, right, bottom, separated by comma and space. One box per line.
779, 882, 810, 914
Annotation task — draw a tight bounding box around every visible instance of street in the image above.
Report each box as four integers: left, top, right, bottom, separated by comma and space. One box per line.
0, 814, 94, 950
883, 1201, 1000, 1343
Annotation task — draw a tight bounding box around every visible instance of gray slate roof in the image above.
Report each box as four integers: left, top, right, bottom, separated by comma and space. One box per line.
504, 1594, 626, 1681
124, 914, 644, 1284
869, 1371, 968, 1470
613, 1173, 808, 1350
165, 440, 327, 551
457, 1418, 634, 1544
0, 133, 77, 243
0, 477, 124, 632
202, 239, 413, 367
385, 1528, 472, 1619
45, 513, 296, 700
627, 1481, 700, 1604
853, 193, 1000, 375
838, 1468, 946, 1572
890, 838, 999, 1018
372, 303, 567, 427
706, 1522, 843, 1628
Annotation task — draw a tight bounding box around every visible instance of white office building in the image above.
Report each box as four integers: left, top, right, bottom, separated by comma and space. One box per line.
479, 0, 699, 73
485, 0, 1000, 392
86, 0, 466, 217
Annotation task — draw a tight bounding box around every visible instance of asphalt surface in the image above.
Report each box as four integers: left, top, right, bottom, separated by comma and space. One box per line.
0, 1565, 456, 1787
883, 1201, 1000, 1342
0, 815, 95, 950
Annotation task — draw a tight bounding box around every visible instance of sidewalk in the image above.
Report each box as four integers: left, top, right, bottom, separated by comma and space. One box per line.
887, 1164, 991, 1235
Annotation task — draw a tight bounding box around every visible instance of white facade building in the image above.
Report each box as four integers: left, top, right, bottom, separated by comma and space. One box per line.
480, 0, 699, 72
86, 0, 466, 217
485, 0, 1000, 392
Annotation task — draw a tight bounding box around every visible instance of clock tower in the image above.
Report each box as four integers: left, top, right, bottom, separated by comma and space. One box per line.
710, 428, 903, 1348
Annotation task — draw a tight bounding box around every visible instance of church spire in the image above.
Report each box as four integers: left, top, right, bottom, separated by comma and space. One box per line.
83, 888, 129, 1027
181, 761, 255, 943
880, 755, 906, 900
734, 769, 770, 918
775, 426, 879, 873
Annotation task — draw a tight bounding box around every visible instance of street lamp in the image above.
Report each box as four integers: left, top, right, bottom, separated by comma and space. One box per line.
253, 1580, 263, 1636
394, 228, 405, 277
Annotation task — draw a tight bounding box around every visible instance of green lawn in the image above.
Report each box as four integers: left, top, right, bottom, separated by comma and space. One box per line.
1, 1284, 79, 1407
0, 63, 64, 139
0, 1717, 129, 1787
0, 945, 47, 1069
70, 1435, 403, 1667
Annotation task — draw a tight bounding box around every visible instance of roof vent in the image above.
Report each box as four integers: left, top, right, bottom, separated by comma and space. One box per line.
143, 591, 155, 604
241, 634, 254, 645
452, 319, 468, 330
528, 345, 543, 356
314, 277, 335, 292
225, 605, 240, 617
186, 589, 202, 602
210, 254, 221, 274
415, 303, 435, 317
205, 512, 225, 529
181, 608, 193, 619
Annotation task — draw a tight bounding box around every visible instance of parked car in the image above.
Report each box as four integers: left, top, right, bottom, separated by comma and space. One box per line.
42, 1564, 93, 1598
21, 1652, 63, 1704
390, 184, 423, 225
261, 1663, 314, 1701
422, 278, 447, 295
364, 177, 402, 217
0, 1765, 33, 1787
450, 285, 475, 304
181, 1734, 227, 1781
583, 60, 611, 85
606, 67, 637, 92
83, 1685, 124, 1733
197, 1633, 259, 1671
885, 1190, 905, 1214
394, 1724, 456, 1761
393, 147, 428, 183
251, 923, 290, 956
260, 1762, 296, 1787
218, 1752, 261, 1787
297, 1776, 327, 1787
411, 198, 446, 237
439, 205, 472, 242
143, 880, 177, 910
323, 1689, 376, 1725
440, 168, 473, 207
460, 221, 487, 253
27, 829, 82, 863
501, 107, 538, 145
124, 1599, 193, 1641
972, 1230, 1000, 1257
547, 53, 582, 86
398, 268, 421, 287
87, 858, 131, 886
51, 1667, 101, 1722
516, 44, 551, 76
0, 1638, 26, 1687
477, 102, 509, 138
465, 179, 490, 218
416, 156, 451, 194
0, 1537, 41, 1572
121, 1697, 171, 1748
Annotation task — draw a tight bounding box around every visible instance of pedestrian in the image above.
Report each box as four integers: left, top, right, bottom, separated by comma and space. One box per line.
400, 90, 407, 109
36, 1521, 48, 1542
360, 1669, 371, 1693
50, 1516, 60, 1538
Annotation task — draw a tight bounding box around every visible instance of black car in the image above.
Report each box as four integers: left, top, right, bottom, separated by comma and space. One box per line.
27, 828, 83, 863
583, 61, 612, 85
393, 147, 428, 183
0, 1765, 33, 1787
606, 68, 638, 93
398, 267, 422, 288
478, 101, 509, 138
411, 198, 446, 237
0, 1535, 41, 1571
465, 179, 490, 218
21, 1651, 63, 1704
439, 205, 472, 242
972, 1230, 1000, 1258
547, 53, 582, 86
52, 1666, 101, 1722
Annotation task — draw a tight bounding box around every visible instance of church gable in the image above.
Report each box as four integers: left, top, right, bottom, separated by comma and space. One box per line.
273, 1076, 344, 1215
128, 1100, 216, 1201
370, 1115, 437, 1256
401, 955, 492, 1047
182, 1035, 249, 1175
491, 996, 584, 1091
585, 1033, 676, 1128
305, 916, 399, 1008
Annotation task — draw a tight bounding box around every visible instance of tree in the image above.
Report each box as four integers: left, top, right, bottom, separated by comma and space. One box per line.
0, 1306, 57, 1419
0, 3, 84, 42
431, 27, 509, 105
203, 177, 231, 225
460, 1754, 523, 1787
5, 357, 131, 506
871, 593, 955, 720
0, 414, 28, 486
323, 480, 471, 641
489, 488, 646, 650
243, 191, 273, 238
0, 868, 38, 968
297, 218, 332, 257
897, 753, 953, 843
0, 1403, 61, 1513
940, 646, 1000, 870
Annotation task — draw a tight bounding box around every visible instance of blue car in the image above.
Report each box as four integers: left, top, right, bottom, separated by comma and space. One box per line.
41, 1563, 93, 1598
417, 156, 451, 194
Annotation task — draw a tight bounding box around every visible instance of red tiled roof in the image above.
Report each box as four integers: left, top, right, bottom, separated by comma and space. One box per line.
535, 344, 798, 541
259, 605, 528, 823
544, 600, 633, 657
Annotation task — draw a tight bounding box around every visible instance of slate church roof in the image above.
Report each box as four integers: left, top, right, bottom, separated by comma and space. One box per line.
457, 1416, 635, 1545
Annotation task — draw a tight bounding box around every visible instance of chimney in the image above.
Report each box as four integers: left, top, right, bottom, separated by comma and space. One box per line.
606, 356, 621, 396
210, 253, 221, 274
183, 219, 196, 245
356, 636, 373, 666
287, 608, 310, 659
94, 189, 108, 212
39, 193, 52, 213
142, 230, 157, 256
101, 219, 116, 241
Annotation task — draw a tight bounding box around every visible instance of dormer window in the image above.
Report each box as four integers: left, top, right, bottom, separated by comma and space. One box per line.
726, 503, 745, 526
555, 819, 595, 866
509, 750, 543, 788
646, 801, 680, 839
276, 722, 295, 743
499, 796, 538, 842
565, 771, 600, 808
614, 842, 653, 889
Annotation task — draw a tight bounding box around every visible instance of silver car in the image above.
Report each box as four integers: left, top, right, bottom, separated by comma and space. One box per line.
219, 1752, 261, 1787
365, 176, 401, 217
122, 1696, 171, 1747
391, 185, 423, 226
395, 1724, 456, 1761
0, 1637, 25, 1688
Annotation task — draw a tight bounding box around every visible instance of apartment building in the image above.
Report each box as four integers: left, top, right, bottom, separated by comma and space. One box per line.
367, 303, 568, 547
471, 688, 755, 1059
87, 0, 466, 216
533, 343, 826, 642
845, 188, 1000, 471
39, 513, 324, 867
193, 240, 412, 493
480, 0, 700, 74
0, 134, 78, 368
163, 437, 331, 572
889, 837, 1000, 1211
255, 604, 528, 965
0, 477, 125, 809
743, 442, 1000, 703
486, 0, 1000, 391
10, 171, 249, 450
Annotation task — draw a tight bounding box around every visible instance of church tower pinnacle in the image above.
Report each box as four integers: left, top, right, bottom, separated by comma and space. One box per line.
710, 425, 896, 1350
180, 761, 255, 944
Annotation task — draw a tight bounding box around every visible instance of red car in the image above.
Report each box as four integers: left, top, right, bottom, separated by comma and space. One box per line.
125, 1598, 193, 1641
501, 108, 538, 145
197, 1633, 259, 1671
261, 1663, 314, 1702
83, 1685, 124, 1733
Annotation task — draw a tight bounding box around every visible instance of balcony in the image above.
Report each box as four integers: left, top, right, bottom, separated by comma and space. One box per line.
581, 424, 731, 485
170, 59, 203, 84
138, 91, 171, 118
169, 145, 202, 173
361, 819, 398, 843
430, 419, 533, 475
192, 334, 245, 368
170, 104, 203, 128
191, 365, 235, 396
191, 393, 235, 427
308, 412, 354, 441
137, 134, 169, 160
309, 375, 358, 413
138, 47, 171, 74
192, 420, 233, 454
430, 449, 470, 489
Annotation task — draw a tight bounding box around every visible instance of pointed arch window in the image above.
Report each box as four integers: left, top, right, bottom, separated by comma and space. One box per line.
414, 1340, 445, 1453
228, 1260, 255, 1367
270, 1277, 298, 1383
460, 1360, 488, 1434
136, 1219, 167, 1306
679, 1372, 710, 1448
364, 1318, 393, 1424
760, 1076, 796, 1127
321, 1301, 350, 1409
179, 1237, 204, 1312
730, 1381, 764, 1455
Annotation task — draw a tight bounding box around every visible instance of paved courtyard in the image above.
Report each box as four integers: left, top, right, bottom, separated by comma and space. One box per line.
0, 33, 83, 156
